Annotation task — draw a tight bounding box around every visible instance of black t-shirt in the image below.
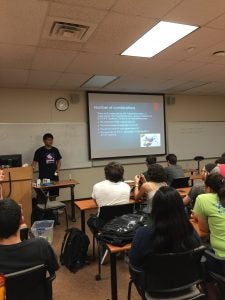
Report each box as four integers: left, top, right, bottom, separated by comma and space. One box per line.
0, 238, 59, 275
33, 146, 62, 179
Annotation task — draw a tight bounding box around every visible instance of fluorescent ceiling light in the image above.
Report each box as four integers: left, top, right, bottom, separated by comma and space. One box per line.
81, 75, 118, 88
121, 21, 199, 58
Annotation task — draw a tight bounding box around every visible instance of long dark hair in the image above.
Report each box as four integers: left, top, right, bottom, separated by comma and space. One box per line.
151, 186, 199, 253
205, 173, 225, 207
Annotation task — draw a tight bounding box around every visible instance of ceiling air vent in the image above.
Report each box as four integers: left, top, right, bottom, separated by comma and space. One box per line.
50, 21, 89, 41
43, 17, 97, 42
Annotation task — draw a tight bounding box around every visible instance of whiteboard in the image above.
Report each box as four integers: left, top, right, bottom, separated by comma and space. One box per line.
0, 123, 92, 169
168, 122, 225, 160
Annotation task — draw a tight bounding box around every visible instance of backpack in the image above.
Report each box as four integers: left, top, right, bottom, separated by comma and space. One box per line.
60, 228, 90, 272
98, 213, 150, 246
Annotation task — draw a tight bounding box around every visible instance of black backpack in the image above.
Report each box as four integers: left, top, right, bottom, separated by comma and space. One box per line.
99, 213, 150, 246
60, 227, 90, 272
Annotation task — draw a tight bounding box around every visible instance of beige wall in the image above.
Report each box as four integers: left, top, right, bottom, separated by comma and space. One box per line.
1, 88, 225, 199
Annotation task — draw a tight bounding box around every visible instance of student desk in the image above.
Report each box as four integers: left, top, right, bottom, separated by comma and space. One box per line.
75, 188, 191, 233
190, 174, 202, 186
75, 199, 136, 233
40, 179, 80, 222
106, 243, 131, 300
75, 199, 97, 232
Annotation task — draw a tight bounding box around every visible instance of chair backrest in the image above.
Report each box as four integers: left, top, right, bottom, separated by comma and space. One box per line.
143, 245, 206, 294
5, 264, 50, 300
205, 250, 225, 277
171, 176, 190, 188
98, 202, 134, 222
34, 187, 48, 206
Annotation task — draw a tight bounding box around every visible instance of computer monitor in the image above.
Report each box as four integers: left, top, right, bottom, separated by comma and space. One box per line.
0, 154, 22, 168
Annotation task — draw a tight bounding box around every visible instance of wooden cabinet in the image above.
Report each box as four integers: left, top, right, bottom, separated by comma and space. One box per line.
1, 167, 33, 227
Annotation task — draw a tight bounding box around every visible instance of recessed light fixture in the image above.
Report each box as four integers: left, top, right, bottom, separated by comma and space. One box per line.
121, 21, 199, 58
81, 75, 118, 88
212, 51, 225, 57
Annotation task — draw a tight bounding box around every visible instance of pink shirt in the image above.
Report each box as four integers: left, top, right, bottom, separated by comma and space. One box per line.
219, 164, 225, 177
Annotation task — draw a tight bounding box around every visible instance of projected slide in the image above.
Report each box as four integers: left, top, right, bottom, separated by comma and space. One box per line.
88, 93, 166, 159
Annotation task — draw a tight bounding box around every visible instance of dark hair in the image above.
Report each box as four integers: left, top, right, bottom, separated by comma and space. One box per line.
205, 173, 224, 193
147, 164, 167, 183
166, 154, 177, 165
43, 133, 53, 141
104, 162, 124, 183
146, 156, 157, 165
205, 163, 217, 174
215, 157, 225, 164
218, 185, 225, 208
205, 173, 225, 208
151, 186, 199, 253
221, 153, 225, 158
0, 199, 21, 239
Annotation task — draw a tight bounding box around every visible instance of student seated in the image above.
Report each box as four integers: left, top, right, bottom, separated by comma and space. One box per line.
164, 153, 184, 185
183, 163, 217, 207
0, 198, 59, 275
142, 155, 157, 181
134, 164, 167, 213
87, 162, 130, 233
215, 156, 225, 177
194, 174, 225, 264
129, 186, 200, 295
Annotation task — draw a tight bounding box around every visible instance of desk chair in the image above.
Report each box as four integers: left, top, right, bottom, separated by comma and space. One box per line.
171, 177, 190, 189
128, 245, 206, 300
5, 264, 56, 300
93, 203, 134, 280
204, 250, 225, 300
34, 188, 68, 229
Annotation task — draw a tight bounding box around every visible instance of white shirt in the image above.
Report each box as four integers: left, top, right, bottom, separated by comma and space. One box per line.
92, 180, 130, 214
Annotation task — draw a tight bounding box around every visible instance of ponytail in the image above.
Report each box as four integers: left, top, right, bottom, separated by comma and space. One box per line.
205, 174, 224, 193
218, 182, 225, 208
205, 174, 225, 207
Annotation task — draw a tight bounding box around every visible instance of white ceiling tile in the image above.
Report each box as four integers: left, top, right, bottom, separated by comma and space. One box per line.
31, 48, 78, 71
126, 57, 179, 78
66, 53, 147, 75
104, 75, 186, 92
184, 82, 222, 94
207, 12, 225, 30
177, 63, 225, 81
39, 38, 83, 51
156, 61, 206, 80
52, 0, 117, 10
27, 70, 61, 87
0, 69, 29, 86
49, 2, 108, 23
0, 0, 49, 45
186, 40, 225, 64
0, 44, 35, 69
112, 0, 181, 18
164, 0, 225, 26
54, 73, 92, 89
0, 0, 225, 94
83, 12, 157, 54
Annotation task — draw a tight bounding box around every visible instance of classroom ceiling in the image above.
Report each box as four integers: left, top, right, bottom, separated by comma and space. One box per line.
1, 0, 225, 95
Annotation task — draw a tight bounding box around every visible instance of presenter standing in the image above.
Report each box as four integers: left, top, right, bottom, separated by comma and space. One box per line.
32, 133, 62, 200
